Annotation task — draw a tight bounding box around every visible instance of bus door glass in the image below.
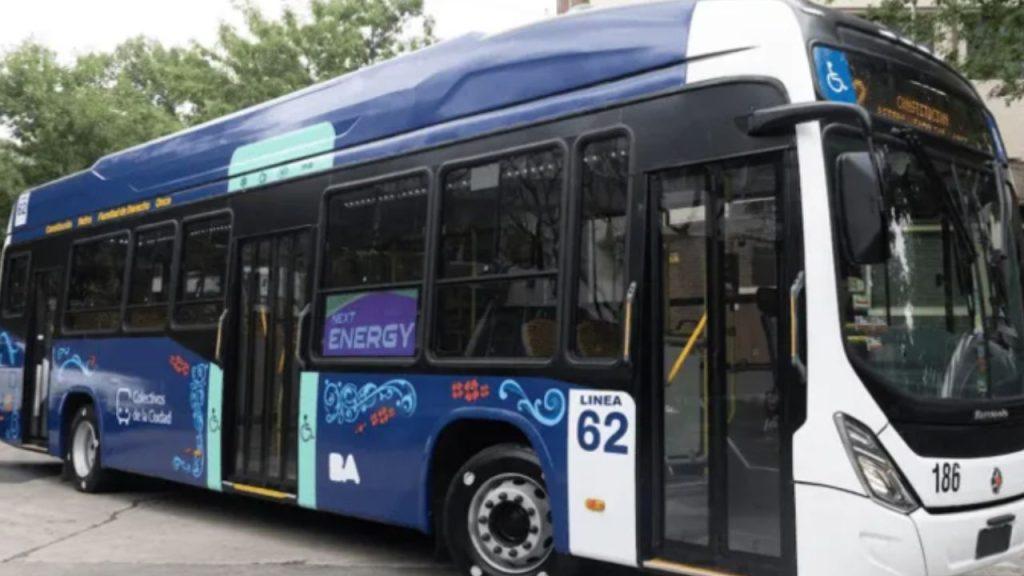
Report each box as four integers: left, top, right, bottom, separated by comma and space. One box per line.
230, 230, 311, 492
24, 268, 62, 444
651, 151, 789, 567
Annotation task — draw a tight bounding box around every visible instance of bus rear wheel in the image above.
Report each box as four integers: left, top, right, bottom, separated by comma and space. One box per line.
66, 404, 113, 493
443, 444, 560, 576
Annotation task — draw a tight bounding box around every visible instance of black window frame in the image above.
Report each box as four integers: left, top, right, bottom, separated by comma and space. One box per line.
2, 251, 31, 318
171, 210, 233, 331
123, 220, 180, 333
566, 127, 635, 368
62, 229, 132, 335
428, 139, 569, 366
312, 168, 433, 367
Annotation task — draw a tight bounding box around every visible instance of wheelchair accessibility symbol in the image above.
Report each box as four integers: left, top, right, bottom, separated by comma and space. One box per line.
300, 415, 316, 443
815, 47, 858, 104
826, 61, 849, 94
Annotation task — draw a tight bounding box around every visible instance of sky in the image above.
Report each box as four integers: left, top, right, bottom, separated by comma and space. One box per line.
0, 0, 555, 59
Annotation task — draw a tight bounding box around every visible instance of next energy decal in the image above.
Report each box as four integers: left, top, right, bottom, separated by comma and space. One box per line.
322, 289, 418, 357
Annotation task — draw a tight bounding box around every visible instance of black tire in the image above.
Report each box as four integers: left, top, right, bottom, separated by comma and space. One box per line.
65, 404, 114, 493
443, 444, 575, 576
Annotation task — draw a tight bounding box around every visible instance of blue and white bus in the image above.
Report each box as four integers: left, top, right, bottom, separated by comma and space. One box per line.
1, 1, 1022, 575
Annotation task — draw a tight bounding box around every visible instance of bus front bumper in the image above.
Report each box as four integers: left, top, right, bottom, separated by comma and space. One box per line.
797, 483, 1024, 575
912, 497, 1024, 576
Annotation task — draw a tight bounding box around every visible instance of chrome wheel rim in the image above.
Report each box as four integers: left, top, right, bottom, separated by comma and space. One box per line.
72, 420, 98, 479
467, 472, 554, 575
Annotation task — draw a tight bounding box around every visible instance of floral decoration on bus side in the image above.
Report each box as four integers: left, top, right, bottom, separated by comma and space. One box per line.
54, 346, 95, 383
172, 363, 208, 480
0, 332, 24, 368
323, 378, 417, 427
498, 380, 566, 427
169, 355, 190, 377
452, 379, 490, 404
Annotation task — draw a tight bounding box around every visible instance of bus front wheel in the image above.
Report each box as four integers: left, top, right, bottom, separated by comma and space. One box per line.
443, 444, 568, 576
66, 404, 114, 493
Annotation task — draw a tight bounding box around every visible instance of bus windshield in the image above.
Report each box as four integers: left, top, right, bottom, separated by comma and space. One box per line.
835, 134, 1024, 402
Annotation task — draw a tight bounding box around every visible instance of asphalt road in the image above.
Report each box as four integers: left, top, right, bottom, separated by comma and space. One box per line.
0, 443, 453, 576
0, 443, 1018, 576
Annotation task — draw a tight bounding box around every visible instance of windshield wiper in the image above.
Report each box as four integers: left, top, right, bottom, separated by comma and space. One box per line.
890, 128, 978, 265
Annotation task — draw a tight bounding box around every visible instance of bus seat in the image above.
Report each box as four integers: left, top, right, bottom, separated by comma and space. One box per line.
522, 318, 557, 358
576, 319, 620, 358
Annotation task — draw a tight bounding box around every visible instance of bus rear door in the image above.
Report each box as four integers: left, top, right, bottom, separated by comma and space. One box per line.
22, 268, 62, 447
225, 229, 312, 496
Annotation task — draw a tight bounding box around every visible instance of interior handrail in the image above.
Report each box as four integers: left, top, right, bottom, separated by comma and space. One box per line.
667, 312, 707, 383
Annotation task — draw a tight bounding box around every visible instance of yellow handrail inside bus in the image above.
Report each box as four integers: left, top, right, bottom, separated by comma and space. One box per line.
667, 312, 707, 383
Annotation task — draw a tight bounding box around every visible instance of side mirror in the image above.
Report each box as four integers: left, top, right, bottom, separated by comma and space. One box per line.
837, 152, 889, 265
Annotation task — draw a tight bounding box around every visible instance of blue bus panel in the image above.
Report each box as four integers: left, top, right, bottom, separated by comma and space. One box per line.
11, 1, 697, 245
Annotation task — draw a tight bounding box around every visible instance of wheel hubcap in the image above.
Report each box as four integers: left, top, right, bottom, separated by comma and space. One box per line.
72, 420, 98, 479
468, 473, 553, 574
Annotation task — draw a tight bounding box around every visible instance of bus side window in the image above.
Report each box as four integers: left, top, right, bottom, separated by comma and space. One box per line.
433, 146, 564, 359
320, 173, 429, 359
175, 215, 231, 326
65, 233, 130, 332
126, 223, 176, 330
573, 136, 630, 359
2, 253, 30, 317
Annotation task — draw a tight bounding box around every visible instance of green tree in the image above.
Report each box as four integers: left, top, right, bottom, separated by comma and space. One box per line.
0, 0, 434, 225
864, 0, 1024, 102
0, 146, 25, 221
202, 0, 435, 113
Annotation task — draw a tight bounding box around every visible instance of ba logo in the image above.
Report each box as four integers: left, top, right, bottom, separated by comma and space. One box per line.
329, 453, 361, 485
992, 468, 1004, 495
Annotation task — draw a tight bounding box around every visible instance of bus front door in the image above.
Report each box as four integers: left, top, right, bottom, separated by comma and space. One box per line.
227, 230, 311, 495
22, 268, 61, 446
649, 152, 793, 574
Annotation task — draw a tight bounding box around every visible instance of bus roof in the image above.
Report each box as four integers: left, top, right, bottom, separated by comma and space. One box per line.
10, 0, 697, 243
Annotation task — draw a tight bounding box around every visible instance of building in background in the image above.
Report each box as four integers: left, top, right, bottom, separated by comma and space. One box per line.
558, 0, 1024, 185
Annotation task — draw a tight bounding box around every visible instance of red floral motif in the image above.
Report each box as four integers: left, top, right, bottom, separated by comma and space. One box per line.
452, 379, 490, 404
169, 355, 190, 377
370, 406, 397, 427
355, 422, 367, 434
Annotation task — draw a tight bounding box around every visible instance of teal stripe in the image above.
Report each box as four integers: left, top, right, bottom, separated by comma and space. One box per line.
206, 365, 224, 492
298, 372, 319, 509
228, 123, 336, 193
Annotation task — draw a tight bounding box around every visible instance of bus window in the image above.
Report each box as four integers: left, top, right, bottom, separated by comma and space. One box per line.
434, 147, 563, 359
65, 233, 130, 332
324, 174, 428, 288
175, 215, 231, 326
126, 223, 176, 330
2, 253, 30, 317
573, 136, 629, 359
320, 174, 428, 358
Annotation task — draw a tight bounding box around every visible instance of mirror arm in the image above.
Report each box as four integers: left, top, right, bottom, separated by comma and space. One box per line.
749, 100, 890, 256
747, 102, 881, 188
746, 102, 873, 137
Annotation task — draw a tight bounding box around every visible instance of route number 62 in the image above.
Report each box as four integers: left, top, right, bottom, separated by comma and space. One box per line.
577, 410, 629, 455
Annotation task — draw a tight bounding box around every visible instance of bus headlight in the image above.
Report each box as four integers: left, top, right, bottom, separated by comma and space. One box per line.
835, 413, 920, 514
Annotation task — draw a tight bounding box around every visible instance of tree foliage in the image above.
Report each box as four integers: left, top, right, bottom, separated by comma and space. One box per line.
864, 0, 1024, 102
0, 0, 434, 224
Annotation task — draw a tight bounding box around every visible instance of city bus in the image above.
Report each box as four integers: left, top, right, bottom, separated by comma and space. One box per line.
0, 0, 1021, 574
